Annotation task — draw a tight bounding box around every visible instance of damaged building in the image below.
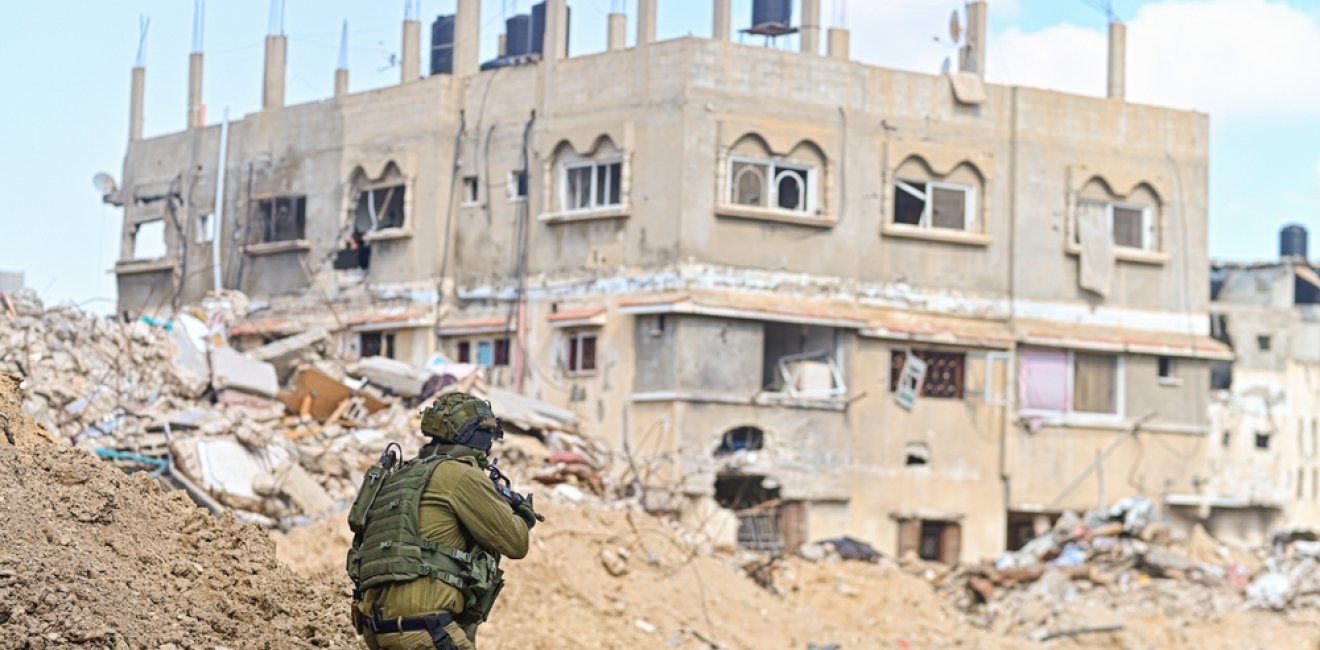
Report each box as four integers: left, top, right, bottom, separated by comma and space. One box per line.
105, 0, 1232, 561
1205, 226, 1320, 545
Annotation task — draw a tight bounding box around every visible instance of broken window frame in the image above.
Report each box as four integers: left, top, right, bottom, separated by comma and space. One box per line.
195, 212, 215, 244
561, 159, 623, 213
890, 348, 967, 400
252, 195, 308, 243
1018, 347, 1124, 418
130, 218, 168, 260
359, 331, 396, 359
564, 330, 598, 375
451, 337, 510, 367
893, 179, 976, 231
774, 350, 846, 399
353, 184, 407, 233
726, 155, 816, 215
1075, 198, 1155, 251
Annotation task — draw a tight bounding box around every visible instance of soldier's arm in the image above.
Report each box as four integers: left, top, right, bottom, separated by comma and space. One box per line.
450, 467, 531, 559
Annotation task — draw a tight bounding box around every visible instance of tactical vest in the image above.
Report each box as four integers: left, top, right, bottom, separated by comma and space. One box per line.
346, 454, 505, 626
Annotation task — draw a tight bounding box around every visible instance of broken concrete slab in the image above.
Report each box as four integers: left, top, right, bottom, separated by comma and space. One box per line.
210, 347, 278, 398
246, 328, 331, 382
350, 356, 434, 398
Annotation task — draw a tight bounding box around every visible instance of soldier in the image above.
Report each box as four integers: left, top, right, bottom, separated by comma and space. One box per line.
346, 392, 540, 650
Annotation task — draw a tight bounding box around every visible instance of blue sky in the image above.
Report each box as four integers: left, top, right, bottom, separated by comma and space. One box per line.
2, 0, 1318, 309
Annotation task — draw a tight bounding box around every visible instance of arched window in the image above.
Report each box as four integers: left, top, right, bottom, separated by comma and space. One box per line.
1075, 178, 1160, 252
714, 426, 765, 455
724, 135, 822, 215
556, 137, 625, 214
892, 157, 982, 233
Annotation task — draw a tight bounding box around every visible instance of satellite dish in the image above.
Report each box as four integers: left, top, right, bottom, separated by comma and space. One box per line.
948, 9, 963, 44
940, 56, 951, 75
92, 172, 118, 196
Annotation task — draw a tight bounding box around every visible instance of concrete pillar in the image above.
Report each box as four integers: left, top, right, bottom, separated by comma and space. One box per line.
636, 0, 657, 45
959, 0, 987, 77
712, 0, 731, 42
1107, 21, 1127, 100
129, 66, 145, 141
607, 12, 626, 51
454, 0, 480, 77
263, 35, 286, 109
334, 68, 349, 96
542, 0, 568, 61
800, 0, 821, 55
187, 52, 204, 128
401, 19, 421, 83
827, 27, 849, 60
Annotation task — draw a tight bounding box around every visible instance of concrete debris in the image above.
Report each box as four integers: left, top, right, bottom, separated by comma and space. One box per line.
0, 290, 585, 528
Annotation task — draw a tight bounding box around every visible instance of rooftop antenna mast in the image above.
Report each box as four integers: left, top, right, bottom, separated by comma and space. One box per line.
338, 19, 349, 69
136, 14, 150, 66
268, 0, 285, 36
190, 0, 204, 53
832, 0, 846, 28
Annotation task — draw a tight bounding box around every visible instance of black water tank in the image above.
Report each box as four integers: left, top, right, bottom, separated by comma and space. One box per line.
430, 14, 455, 74
752, 0, 793, 29
506, 15, 532, 57
530, 1, 569, 56
1281, 224, 1308, 260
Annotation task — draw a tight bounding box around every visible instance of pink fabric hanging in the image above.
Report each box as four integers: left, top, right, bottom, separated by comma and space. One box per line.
1019, 347, 1070, 412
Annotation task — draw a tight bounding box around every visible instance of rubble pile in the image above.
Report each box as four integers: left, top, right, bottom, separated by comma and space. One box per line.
0, 373, 358, 649
0, 290, 601, 531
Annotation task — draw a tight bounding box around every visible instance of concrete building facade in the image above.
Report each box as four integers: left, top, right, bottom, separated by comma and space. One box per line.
107, 1, 1229, 562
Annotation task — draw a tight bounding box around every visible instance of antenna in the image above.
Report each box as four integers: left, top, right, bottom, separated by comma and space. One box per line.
191, 0, 204, 53
338, 20, 349, 69
135, 15, 150, 67
948, 8, 962, 44
268, 0, 285, 36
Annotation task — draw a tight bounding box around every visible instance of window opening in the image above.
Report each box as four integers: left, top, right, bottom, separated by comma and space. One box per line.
196, 213, 215, 243
898, 519, 961, 564
508, 170, 528, 200
476, 340, 493, 366
493, 338, 510, 366
563, 160, 622, 212
762, 323, 844, 397
354, 184, 406, 232
1255, 432, 1271, 450
647, 314, 666, 337
1076, 199, 1154, 251
1158, 356, 1173, 379
893, 179, 974, 231
1299, 468, 1305, 500
253, 196, 307, 243
333, 230, 371, 271
890, 349, 966, 399
728, 157, 814, 213
360, 332, 396, 359
904, 441, 930, 467
462, 176, 479, 205
131, 219, 167, 259
456, 341, 471, 363
566, 331, 597, 374
1257, 335, 1272, 352
1019, 348, 1120, 416
714, 426, 765, 455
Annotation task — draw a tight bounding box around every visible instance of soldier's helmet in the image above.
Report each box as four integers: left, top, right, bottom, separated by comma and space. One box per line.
420, 392, 498, 441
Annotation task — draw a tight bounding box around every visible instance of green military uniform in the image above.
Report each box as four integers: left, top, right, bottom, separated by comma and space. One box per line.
348, 394, 536, 650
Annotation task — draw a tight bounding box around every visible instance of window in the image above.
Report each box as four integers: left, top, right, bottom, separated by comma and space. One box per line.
452, 337, 509, 367
563, 160, 622, 212
1076, 199, 1154, 251
354, 185, 406, 232
1158, 356, 1173, 379
508, 170, 528, 200
897, 519, 960, 564
1019, 348, 1121, 416
131, 219, 167, 259
894, 179, 975, 231
728, 157, 814, 213
890, 349, 965, 399
1258, 335, 1272, 352
360, 332, 396, 359
254, 196, 307, 242
1255, 432, 1271, 450
196, 213, 215, 243
904, 442, 930, 467
762, 323, 844, 397
565, 331, 597, 374
462, 176, 479, 205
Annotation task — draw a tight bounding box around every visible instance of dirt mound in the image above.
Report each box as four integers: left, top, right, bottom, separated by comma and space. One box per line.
0, 374, 357, 649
